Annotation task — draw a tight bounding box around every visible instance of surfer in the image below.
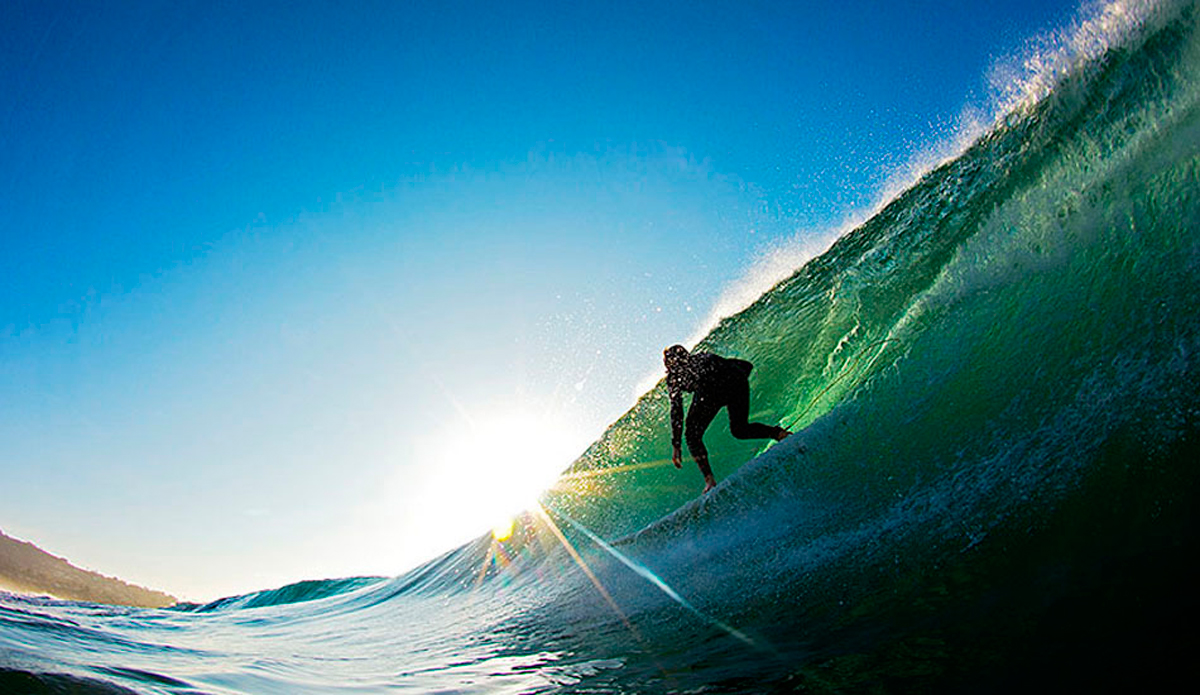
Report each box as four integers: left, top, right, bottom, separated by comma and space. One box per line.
663, 344, 790, 493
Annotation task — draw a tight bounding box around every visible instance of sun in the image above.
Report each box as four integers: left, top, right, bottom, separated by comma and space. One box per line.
409, 404, 590, 548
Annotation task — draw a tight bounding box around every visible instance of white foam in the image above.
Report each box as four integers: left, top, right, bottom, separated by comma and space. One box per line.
989, 0, 1164, 117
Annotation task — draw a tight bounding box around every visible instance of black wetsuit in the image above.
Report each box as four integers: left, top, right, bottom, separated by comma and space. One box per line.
667, 352, 785, 480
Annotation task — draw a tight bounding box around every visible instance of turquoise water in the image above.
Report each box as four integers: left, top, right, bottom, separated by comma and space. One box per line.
4, 0, 1200, 691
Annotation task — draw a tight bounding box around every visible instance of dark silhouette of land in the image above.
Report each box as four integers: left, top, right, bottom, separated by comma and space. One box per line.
0, 530, 175, 608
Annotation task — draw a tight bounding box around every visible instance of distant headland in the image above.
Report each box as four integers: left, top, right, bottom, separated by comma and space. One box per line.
0, 530, 175, 608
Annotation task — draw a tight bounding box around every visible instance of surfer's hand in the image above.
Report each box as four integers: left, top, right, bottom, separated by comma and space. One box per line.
672, 447, 682, 468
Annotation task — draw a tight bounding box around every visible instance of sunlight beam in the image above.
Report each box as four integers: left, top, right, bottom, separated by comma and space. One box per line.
543, 503, 763, 650
554, 458, 676, 482
530, 503, 642, 642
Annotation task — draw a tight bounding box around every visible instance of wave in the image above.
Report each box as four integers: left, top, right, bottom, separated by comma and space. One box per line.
173, 576, 387, 612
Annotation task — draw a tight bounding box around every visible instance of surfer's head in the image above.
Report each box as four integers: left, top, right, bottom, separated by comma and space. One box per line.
663, 344, 689, 370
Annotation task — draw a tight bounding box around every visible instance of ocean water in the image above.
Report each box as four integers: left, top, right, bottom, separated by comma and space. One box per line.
4, 0, 1200, 692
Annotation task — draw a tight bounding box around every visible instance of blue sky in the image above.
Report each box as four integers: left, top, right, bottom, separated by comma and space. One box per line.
2, 0, 1081, 600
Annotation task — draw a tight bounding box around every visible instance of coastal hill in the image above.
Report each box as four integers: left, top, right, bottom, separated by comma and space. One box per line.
0, 530, 175, 608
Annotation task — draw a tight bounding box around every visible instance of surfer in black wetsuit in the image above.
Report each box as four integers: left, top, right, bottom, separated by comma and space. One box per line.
664, 344, 790, 493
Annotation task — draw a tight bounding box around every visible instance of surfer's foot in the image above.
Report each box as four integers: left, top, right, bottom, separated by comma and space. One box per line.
703, 477, 717, 494
775, 428, 792, 441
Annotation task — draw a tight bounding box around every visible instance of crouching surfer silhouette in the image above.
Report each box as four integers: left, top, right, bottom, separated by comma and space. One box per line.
664, 344, 791, 494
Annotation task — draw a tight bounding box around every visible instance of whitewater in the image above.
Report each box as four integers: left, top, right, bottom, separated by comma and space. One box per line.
4, 0, 1200, 691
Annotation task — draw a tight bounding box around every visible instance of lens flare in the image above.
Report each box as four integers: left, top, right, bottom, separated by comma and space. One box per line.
491, 517, 515, 542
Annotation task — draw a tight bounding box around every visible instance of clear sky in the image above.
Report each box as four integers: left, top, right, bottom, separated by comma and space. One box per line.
2, 0, 1082, 600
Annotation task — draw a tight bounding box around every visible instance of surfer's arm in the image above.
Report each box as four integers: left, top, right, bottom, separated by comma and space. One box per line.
668, 384, 684, 467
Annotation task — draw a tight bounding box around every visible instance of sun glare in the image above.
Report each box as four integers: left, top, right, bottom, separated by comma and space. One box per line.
410, 405, 590, 548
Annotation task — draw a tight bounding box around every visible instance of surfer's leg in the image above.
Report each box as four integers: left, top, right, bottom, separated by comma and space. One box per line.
685, 397, 721, 488
726, 379, 790, 441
